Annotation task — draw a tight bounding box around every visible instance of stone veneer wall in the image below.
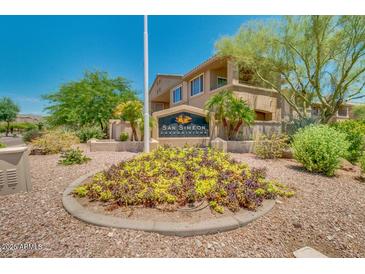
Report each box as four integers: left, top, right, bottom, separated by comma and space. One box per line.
226, 141, 255, 153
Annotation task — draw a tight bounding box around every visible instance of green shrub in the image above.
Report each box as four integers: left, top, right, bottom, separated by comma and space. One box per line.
31, 130, 79, 155
352, 105, 365, 121
74, 185, 88, 197
254, 133, 289, 159
36, 121, 44, 131
0, 123, 6, 133
359, 154, 365, 174
284, 117, 318, 139
75, 126, 105, 143
119, 132, 129, 141
12, 122, 38, 133
0, 142, 6, 148
22, 128, 43, 143
331, 120, 365, 163
73, 146, 294, 213
58, 148, 91, 165
292, 125, 350, 176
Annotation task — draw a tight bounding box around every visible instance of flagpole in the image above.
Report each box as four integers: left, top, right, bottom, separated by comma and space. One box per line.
143, 15, 150, 153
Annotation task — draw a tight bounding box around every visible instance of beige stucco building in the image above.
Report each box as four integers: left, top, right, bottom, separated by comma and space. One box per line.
150, 56, 284, 122
149, 56, 287, 140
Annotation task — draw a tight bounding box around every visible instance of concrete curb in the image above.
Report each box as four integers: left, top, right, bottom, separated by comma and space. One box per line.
62, 172, 275, 237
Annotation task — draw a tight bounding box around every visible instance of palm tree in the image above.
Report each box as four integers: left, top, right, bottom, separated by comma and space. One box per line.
205, 90, 255, 140
137, 115, 156, 141
114, 100, 143, 141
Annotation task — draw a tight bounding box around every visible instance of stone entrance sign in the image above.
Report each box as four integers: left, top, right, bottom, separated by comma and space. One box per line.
158, 112, 209, 138
152, 105, 214, 147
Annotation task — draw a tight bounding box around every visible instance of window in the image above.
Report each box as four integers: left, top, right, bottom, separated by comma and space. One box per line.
255, 111, 272, 121
217, 77, 227, 88
338, 107, 348, 117
311, 108, 320, 117
172, 86, 182, 104
190, 74, 204, 96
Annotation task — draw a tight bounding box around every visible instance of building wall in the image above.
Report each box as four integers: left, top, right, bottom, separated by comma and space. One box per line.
150, 75, 182, 100
149, 57, 308, 142
209, 67, 227, 90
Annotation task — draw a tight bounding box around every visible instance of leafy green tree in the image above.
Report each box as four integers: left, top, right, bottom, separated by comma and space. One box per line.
43, 71, 137, 132
352, 105, 365, 121
216, 16, 365, 123
0, 97, 20, 136
205, 90, 255, 140
114, 100, 143, 141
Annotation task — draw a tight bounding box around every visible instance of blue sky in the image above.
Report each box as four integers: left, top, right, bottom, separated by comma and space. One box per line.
0, 15, 269, 115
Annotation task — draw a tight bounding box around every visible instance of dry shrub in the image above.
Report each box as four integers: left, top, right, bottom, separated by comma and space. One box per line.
254, 133, 289, 159
31, 130, 79, 155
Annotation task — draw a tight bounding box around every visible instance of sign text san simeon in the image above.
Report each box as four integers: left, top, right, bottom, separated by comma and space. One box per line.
158, 112, 209, 138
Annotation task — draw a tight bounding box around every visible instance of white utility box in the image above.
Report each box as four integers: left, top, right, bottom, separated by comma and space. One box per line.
0, 146, 31, 195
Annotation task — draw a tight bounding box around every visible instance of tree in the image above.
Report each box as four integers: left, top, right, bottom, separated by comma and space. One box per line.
0, 97, 20, 136
43, 71, 137, 132
205, 90, 255, 140
352, 105, 365, 121
216, 16, 365, 123
114, 100, 143, 141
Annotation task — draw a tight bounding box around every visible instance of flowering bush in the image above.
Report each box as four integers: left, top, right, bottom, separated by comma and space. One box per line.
254, 133, 289, 159
74, 146, 294, 213
292, 125, 349, 176
31, 130, 79, 155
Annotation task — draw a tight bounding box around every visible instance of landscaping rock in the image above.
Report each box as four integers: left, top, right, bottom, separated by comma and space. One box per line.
293, 246, 328, 258
195, 239, 203, 248
327, 235, 335, 241
1, 145, 364, 258
282, 148, 294, 159
211, 138, 227, 152
340, 158, 356, 172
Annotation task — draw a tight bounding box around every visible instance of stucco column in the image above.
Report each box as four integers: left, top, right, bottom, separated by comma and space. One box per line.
227, 59, 239, 85
109, 120, 114, 140
205, 70, 211, 92
182, 81, 188, 104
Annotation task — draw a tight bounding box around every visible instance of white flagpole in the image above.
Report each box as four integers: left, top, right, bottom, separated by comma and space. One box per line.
143, 15, 150, 153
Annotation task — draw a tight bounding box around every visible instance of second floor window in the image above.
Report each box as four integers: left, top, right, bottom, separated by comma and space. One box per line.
190, 74, 204, 96
217, 77, 227, 88
172, 86, 182, 103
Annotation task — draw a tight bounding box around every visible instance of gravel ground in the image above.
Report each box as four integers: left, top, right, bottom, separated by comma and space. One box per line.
1, 145, 364, 258
0, 136, 25, 147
